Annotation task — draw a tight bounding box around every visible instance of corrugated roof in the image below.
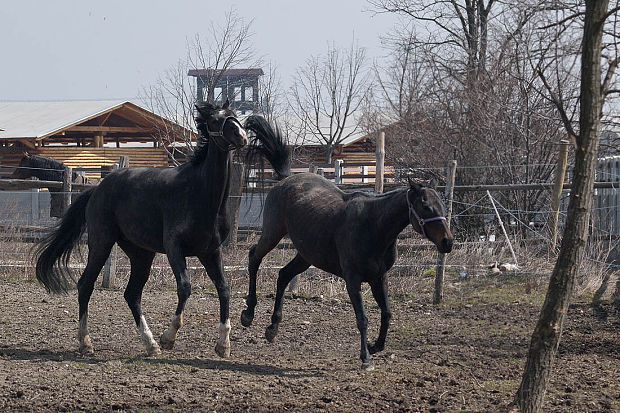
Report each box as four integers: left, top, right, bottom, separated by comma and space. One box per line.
0, 100, 126, 139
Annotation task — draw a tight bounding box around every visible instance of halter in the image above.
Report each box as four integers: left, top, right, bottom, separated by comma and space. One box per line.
207, 116, 244, 151
406, 189, 447, 239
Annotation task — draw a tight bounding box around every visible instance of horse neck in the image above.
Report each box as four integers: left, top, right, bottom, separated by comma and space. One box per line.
374, 188, 410, 245
197, 141, 232, 213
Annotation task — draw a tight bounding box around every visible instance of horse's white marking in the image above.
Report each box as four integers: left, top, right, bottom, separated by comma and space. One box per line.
139, 315, 160, 355
77, 313, 92, 352
160, 313, 183, 349
217, 318, 231, 348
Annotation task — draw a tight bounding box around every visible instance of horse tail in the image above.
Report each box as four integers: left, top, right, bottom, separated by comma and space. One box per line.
34, 187, 94, 294
244, 115, 291, 180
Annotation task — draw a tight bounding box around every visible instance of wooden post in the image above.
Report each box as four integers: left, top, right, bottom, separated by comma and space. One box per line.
31, 188, 40, 225
334, 159, 344, 184
225, 162, 246, 248
548, 140, 570, 250
361, 165, 368, 184
375, 131, 385, 193
487, 190, 518, 266
434, 160, 457, 305
102, 158, 129, 289
62, 166, 72, 215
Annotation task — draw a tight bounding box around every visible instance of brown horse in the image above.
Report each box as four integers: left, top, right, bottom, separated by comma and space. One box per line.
241, 116, 454, 369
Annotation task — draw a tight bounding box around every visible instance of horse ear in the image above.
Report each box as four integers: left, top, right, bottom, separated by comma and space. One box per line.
223, 99, 230, 110
428, 177, 439, 189
407, 176, 423, 193
195, 102, 215, 115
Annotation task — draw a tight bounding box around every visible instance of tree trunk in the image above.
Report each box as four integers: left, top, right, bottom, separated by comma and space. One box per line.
513, 1, 608, 412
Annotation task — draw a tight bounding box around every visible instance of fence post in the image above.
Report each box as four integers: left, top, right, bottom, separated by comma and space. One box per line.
375, 131, 385, 193
334, 159, 343, 184
62, 166, 72, 215
102, 159, 128, 289
548, 140, 570, 250
31, 189, 40, 225
434, 160, 457, 305
361, 165, 368, 183
225, 162, 246, 248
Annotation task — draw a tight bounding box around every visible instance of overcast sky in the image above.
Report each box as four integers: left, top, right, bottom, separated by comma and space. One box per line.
1, 0, 398, 102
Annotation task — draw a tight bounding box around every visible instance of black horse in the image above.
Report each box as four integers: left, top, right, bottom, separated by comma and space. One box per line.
12, 153, 81, 182
11, 153, 86, 217
35, 102, 285, 358
240, 116, 454, 369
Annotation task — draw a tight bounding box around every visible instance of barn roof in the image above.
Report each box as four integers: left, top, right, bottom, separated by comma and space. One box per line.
0, 100, 193, 146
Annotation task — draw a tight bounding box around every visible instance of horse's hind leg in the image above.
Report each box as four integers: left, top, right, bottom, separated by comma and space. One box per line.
77, 242, 115, 354
241, 228, 285, 327
119, 241, 159, 356
368, 274, 392, 355
199, 249, 231, 358
160, 242, 190, 351
265, 253, 310, 342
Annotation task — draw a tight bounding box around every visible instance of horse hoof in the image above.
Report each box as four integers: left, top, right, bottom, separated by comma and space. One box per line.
240, 310, 254, 328
79, 344, 94, 355
368, 343, 384, 355
159, 335, 175, 350
265, 324, 278, 343
147, 344, 162, 357
361, 361, 374, 371
215, 342, 230, 358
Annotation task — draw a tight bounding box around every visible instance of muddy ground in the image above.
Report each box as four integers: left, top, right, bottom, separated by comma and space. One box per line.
0, 274, 618, 412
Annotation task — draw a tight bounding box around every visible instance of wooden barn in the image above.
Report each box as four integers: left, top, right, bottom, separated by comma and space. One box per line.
0, 100, 194, 177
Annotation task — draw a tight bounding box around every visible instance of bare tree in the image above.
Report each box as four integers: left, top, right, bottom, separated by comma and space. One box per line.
289, 41, 371, 163
141, 9, 255, 165
513, 1, 620, 411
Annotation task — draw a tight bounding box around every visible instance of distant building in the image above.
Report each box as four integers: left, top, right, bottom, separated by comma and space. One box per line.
188, 68, 264, 115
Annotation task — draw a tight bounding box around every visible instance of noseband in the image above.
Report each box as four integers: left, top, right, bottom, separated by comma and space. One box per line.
406, 189, 447, 239
207, 116, 244, 151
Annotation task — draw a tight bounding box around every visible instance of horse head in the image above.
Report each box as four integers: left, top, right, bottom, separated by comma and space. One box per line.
406, 178, 454, 253
195, 100, 248, 151
11, 152, 33, 179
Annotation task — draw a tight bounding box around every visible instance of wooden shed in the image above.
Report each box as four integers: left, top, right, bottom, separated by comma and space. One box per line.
0, 100, 194, 175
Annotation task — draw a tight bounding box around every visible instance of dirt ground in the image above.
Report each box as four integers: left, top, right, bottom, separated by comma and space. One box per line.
0, 274, 618, 412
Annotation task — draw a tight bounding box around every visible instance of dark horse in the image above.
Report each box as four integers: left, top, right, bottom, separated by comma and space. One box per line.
240, 117, 454, 369
35, 101, 285, 357
12, 153, 86, 216
11, 153, 81, 182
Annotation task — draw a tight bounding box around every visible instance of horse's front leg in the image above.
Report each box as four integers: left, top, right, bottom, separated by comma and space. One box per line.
199, 249, 231, 358
160, 243, 190, 350
368, 274, 392, 354
345, 277, 373, 370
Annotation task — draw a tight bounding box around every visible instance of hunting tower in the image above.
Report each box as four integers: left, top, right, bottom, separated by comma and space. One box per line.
188, 68, 264, 115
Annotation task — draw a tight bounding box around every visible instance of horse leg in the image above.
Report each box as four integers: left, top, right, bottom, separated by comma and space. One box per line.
160, 244, 190, 350
76, 243, 114, 354
368, 274, 392, 355
120, 242, 159, 356
345, 278, 373, 370
265, 253, 310, 342
241, 233, 284, 327
199, 249, 231, 358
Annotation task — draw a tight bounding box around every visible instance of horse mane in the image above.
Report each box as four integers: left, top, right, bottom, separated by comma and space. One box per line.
21, 154, 68, 181
189, 104, 212, 165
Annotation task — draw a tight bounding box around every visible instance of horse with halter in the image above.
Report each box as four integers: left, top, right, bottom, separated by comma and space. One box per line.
241, 116, 454, 369
34, 101, 285, 358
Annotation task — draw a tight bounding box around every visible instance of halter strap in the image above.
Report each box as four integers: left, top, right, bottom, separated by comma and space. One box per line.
406, 189, 447, 239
